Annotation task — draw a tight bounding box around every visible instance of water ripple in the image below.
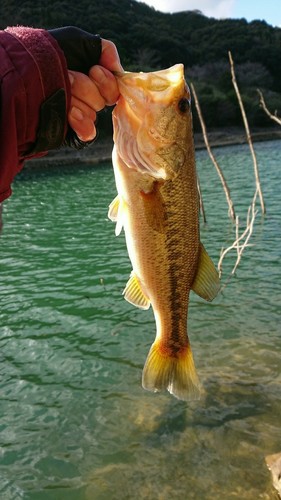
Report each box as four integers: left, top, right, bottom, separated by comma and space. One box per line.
0, 145, 281, 499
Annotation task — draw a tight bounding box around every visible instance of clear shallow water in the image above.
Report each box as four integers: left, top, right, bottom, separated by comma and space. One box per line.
0, 140, 280, 499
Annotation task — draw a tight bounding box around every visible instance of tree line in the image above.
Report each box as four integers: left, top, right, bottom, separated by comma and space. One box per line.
1, 0, 280, 131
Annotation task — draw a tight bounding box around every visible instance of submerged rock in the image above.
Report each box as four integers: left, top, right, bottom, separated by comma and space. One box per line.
265, 452, 281, 497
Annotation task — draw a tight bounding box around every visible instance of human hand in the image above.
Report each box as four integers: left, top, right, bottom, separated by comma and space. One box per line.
49, 27, 122, 145
68, 39, 122, 142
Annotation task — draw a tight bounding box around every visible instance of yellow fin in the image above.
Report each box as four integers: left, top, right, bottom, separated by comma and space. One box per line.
192, 243, 220, 301
108, 195, 125, 236
123, 272, 150, 310
142, 340, 201, 401
108, 195, 120, 222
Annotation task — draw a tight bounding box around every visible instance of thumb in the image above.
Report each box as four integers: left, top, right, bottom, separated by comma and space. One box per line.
99, 39, 123, 73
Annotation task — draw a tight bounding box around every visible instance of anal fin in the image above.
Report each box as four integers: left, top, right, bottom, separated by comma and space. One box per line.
123, 272, 150, 310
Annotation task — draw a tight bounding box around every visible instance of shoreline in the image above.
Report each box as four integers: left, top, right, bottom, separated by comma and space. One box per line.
27, 126, 281, 168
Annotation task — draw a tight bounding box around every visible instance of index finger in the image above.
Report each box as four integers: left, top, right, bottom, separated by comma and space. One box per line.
89, 65, 120, 106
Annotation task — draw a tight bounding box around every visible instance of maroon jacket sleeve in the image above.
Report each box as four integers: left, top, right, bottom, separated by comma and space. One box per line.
0, 27, 71, 203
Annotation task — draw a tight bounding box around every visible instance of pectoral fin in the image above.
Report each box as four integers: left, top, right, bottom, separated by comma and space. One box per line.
191, 243, 220, 301
108, 195, 120, 222
108, 195, 125, 236
140, 181, 166, 233
123, 272, 150, 310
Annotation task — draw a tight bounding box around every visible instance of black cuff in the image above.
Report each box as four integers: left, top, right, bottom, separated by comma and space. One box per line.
49, 26, 102, 74
28, 88, 66, 154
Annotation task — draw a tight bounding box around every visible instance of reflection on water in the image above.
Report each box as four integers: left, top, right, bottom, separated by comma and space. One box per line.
0, 141, 280, 499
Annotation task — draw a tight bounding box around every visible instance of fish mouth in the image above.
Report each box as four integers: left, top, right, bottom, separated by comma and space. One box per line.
115, 64, 184, 84
115, 64, 185, 116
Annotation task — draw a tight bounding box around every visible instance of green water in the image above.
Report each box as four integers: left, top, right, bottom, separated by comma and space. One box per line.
0, 140, 280, 499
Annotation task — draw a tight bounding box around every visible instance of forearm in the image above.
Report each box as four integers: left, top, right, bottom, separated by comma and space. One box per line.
0, 27, 71, 203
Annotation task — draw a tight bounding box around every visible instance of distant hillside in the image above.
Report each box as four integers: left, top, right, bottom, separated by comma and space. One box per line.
1, 0, 280, 130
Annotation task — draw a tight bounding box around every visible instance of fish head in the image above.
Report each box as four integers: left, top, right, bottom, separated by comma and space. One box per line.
113, 64, 194, 180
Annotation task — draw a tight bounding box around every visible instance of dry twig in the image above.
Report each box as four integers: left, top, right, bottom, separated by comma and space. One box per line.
191, 82, 236, 222
197, 179, 207, 223
190, 60, 264, 285
217, 54, 266, 285
228, 51, 266, 215
218, 189, 258, 283
257, 89, 281, 126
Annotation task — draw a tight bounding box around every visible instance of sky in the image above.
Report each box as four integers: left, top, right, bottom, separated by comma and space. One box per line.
137, 0, 281, 28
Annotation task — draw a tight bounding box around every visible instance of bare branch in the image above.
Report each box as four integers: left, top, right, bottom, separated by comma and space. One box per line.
190, 82, 236, 222
228, 51, 266, 215
257, 89, 281, 125
197, 179, 207, 223
218, 189, 258, 284
191, 58, 265, 286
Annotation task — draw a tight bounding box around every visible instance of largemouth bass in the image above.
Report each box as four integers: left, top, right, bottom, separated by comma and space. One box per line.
109, 64, 220, 401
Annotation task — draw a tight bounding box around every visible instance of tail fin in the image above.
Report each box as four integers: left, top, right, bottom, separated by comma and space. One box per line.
142, 341, 201, 401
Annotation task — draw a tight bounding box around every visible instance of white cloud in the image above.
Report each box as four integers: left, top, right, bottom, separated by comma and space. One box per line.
140, 0, 236, 19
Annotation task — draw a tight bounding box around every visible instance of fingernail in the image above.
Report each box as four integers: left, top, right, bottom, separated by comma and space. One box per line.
70, 106, 84, 121
77, 132, 96, 142
77, 124, 96, 142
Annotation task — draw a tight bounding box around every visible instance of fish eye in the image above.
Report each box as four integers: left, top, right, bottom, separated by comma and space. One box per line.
178, 97, 191, 113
